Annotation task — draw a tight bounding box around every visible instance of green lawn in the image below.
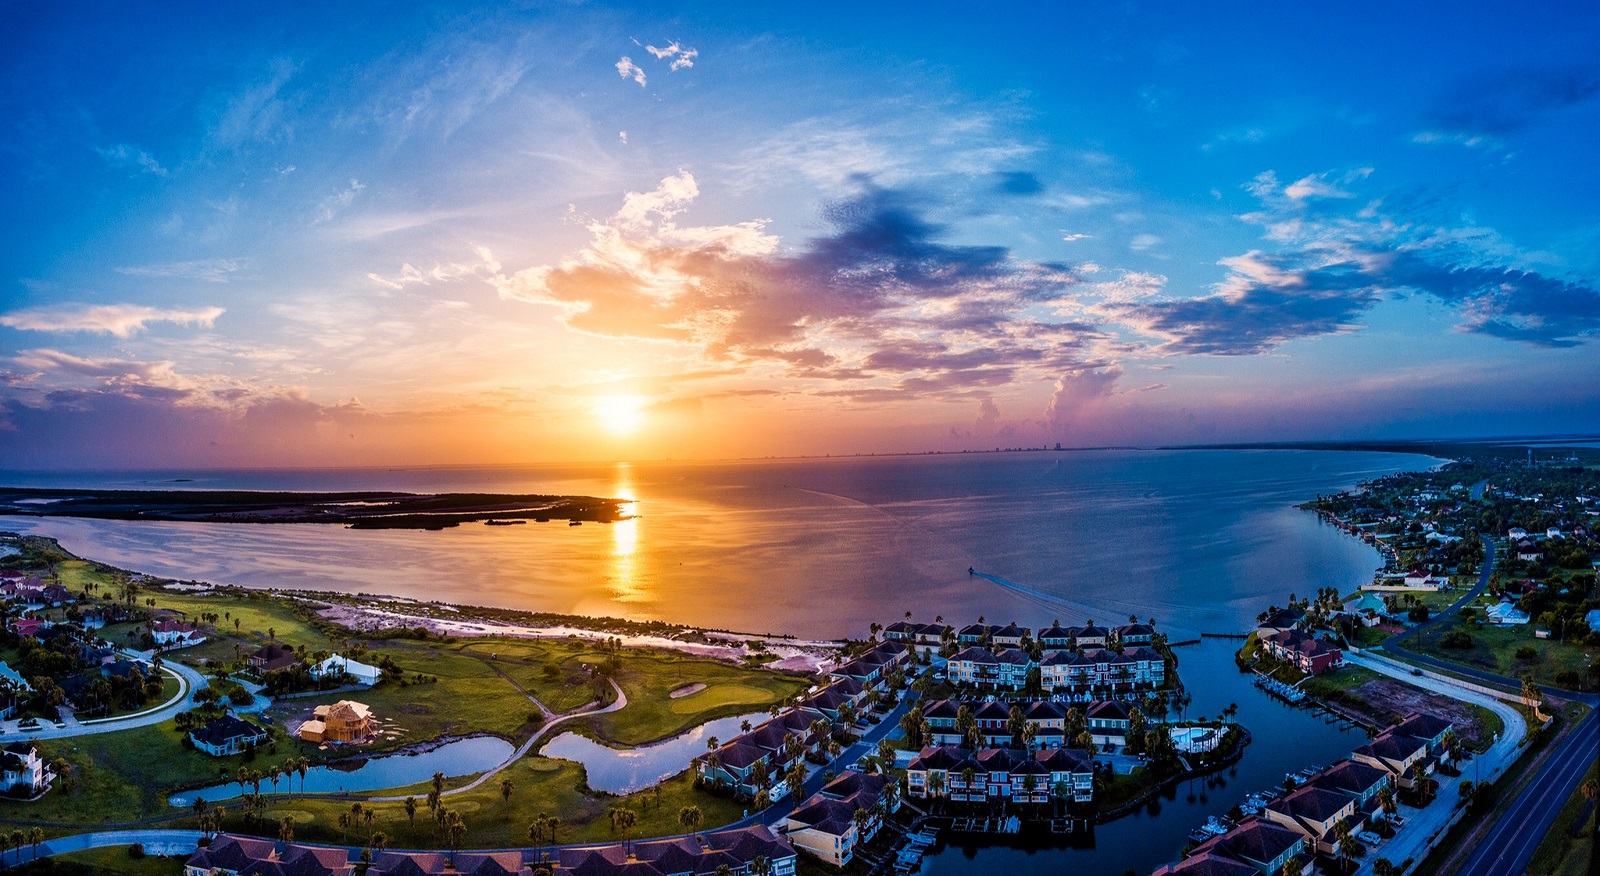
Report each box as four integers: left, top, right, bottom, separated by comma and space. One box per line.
1409, 605, 1597, 689
15, 846, 187, 875
237, 761, 745, 850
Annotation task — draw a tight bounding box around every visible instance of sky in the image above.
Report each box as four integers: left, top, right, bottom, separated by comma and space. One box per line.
2, 2, 1599, 468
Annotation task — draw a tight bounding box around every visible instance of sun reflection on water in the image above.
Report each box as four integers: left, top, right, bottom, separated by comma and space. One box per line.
608, 466, 645, 603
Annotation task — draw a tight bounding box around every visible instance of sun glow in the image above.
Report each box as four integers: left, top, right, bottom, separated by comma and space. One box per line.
594, 395, 646, 435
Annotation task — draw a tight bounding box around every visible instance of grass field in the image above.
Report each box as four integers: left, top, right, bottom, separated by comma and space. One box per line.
13, 846, 187, 875
1408, 603, 1597, 689
240, 760, 745, 850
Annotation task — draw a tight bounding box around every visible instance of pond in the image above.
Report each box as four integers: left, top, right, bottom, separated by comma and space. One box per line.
169, 735, 514, 806
539, 711, 771, 795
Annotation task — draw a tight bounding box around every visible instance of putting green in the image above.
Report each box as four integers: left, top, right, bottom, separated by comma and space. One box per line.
666, 683, 774, 714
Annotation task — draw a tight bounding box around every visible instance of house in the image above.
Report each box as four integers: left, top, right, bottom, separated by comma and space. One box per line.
1303, 759, 1392, 821
1074, 623, 1110, 648
1260, 630, 1343, 675
1115, 622, 1155, 647
1392, 713, 1454, 755
990, 623, 1030, 648
151, 619, 206, 648
1516, 542, 1544, 562
1262, 786, 1358, 854
946, 647, 1001, 688
1086, 700, 1132, 747
250, 643, 303, 674
1037, 623, 1074, 650
1256, 609, 1305, 635
9, 617, 46, 639
312, 655, 382, 686
370, 851, 524, 875
957, 623, 1001, 646
1486, 599, 1531, 625
1, 743, 47, 795
191, 715, 269, 756
299, 700, 374, 743
554, 825, 798, 876
1352, 729, 1433, 789
883, 621, 949, 645
1152, 851, 1265, 876
785, 771, 897, 868
184, 835, 352, 875
1182, 816, 1309, 876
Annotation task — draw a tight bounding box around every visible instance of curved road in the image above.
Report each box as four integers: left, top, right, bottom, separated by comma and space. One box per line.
1, 655, 209, 742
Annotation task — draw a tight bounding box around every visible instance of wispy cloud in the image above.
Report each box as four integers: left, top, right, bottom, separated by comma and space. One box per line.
644, 40, 699, 71
367, 247, 501, 289
615, 56, 647, 87
316, 179, 365, 223
95, 144, 168, 176
117, 258, 246, 283
0, 304, 225, 337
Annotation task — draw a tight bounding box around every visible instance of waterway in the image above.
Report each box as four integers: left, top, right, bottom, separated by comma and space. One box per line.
168, 735, 514, 806
538, 711, 770, 795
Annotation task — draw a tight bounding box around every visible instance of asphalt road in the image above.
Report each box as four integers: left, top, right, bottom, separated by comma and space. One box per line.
1456, 704, 1599, 876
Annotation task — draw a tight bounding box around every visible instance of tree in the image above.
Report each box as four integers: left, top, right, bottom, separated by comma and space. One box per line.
501, 778, 515, 816
404, 796, 417, 828
1373, 858, 1397, 876
443, 810, 467, 863
278, 816, 295, 846
678, 804, 704, 839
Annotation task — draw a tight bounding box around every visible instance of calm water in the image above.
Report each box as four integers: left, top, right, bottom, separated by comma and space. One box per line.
0, 449, 1427, 639
539, 711, 770, 795
168, 735, 514, 806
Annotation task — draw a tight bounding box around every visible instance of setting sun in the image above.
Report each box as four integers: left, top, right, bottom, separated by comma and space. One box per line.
594, 395, 646, 435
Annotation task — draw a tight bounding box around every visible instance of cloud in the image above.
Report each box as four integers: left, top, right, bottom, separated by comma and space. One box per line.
316, 179, 365, 223
615, 57, 647, 87
974, 396, 1000, 435
367, 247, 501, 289
492, 173, 1101, 400
1060, 233, 1091, 242
1418, 66, 1600, 145
95, 144, 167, 176
1046, 366, 1121, 435
1129, 233, 1162, 252
1, 304, 225, 337
212, 58, 296, 149
644, 41, 699, 71
116, 258, 245, 283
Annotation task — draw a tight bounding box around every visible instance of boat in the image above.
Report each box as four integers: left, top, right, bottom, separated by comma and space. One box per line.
568, 520, 583, 526
484, 519, 526, 526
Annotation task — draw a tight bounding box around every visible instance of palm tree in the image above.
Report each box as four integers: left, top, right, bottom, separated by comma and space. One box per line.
279, 816, 295, 846
678, 804, 704, 840
443, 810, 467, 864
500, 778, 515, 816
27, 828, 42, 860
404, 796, 418, 828
1373, 857, 1397, 876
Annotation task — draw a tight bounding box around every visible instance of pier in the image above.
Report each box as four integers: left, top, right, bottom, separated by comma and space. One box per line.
1252, 672, 1306, 703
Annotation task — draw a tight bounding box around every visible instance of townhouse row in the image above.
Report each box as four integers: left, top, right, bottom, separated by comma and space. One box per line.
945, 645, 1167, 694
920, 697, 1138, 749
905, 743, 1095, 804
884, 619, 1156, 651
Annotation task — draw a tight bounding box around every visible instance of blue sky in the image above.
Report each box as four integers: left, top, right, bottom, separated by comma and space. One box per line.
2, 2, 1598, 467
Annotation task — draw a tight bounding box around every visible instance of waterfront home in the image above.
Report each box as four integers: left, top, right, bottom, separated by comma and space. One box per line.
299, 700, 375, 743
1256, 609, 1305, 635
1038, 623, 1074, 650
554, 824, 798, 876
1303, 759, 1392, 822
906, 745, 1093, 804
1262, 786, 1358, 854
785, 771, 896, 867
248, 642, 302, 674
1073, 623, 1110, 648
190, 714, 268, 757
699, 707, 829, 796
1177, 816, 1309, 876
1259, 630, 1343, 676
185, 835, 353, 876
0, 743, 46, 795
1040, 646, 1166, 694
944, 647, 1033, 690
884, 620, 951, 645
151, 619, 206, 648
1351, 730, 1433, 789
1115, 622, 1155, 647
829, 640, 911, 690
991, 623, 1030, 648
957, 623, 1001, 646
1152, 850, 1265, 876
311, 654, 382, 686
803, 680, 865, 722
1086, 700, 1132, 747
1392, 713, 1454, 756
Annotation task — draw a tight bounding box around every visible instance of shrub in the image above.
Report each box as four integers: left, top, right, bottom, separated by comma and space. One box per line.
128, 843, 146, 859
1439, 631, 1475, 649
1514, 646, 1537, 660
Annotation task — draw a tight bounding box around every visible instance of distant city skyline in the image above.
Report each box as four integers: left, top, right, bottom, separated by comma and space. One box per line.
3, 2, 1598, 467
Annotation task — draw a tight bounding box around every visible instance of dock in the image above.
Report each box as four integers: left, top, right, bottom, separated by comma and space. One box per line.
949, 815, 1022, 834
1252, 673, 1306, 703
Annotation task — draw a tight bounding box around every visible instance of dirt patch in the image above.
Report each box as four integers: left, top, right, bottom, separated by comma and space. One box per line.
1347, 678, 1494, 748
668, 683, 706, 699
